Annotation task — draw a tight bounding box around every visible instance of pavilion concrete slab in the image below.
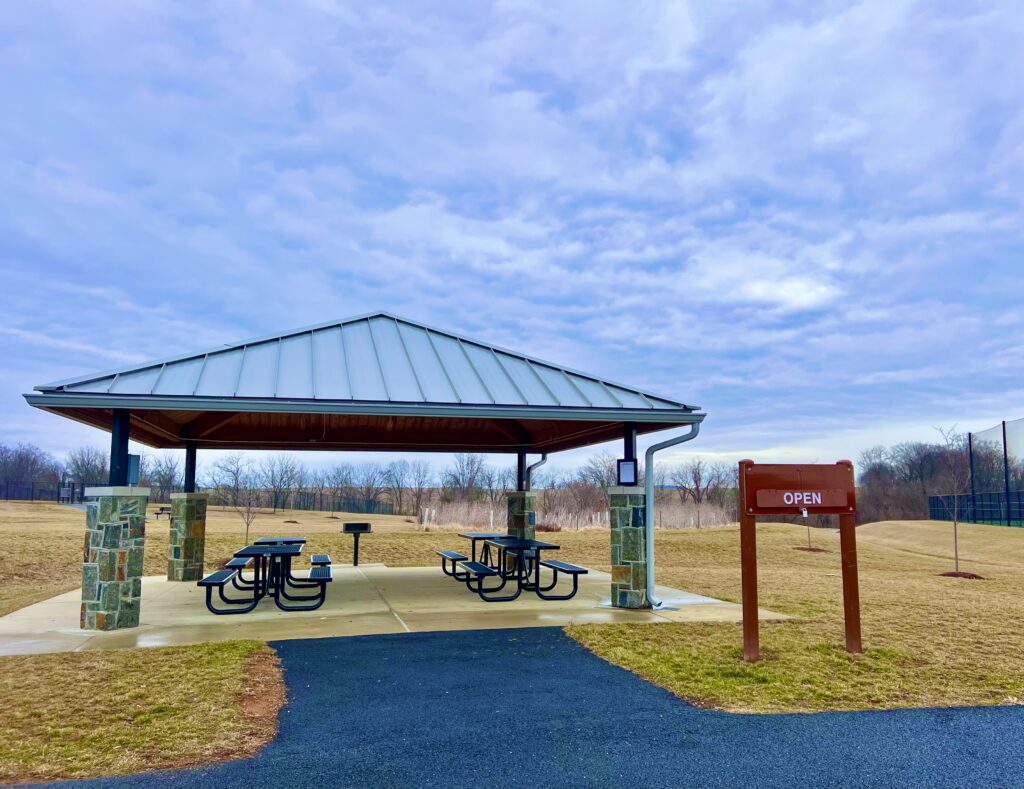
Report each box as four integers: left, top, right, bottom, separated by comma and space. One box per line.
0, 566, 790, 656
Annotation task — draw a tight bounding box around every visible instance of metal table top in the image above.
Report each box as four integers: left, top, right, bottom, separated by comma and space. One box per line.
484, 538, 559, 551
235, 544, 303, 557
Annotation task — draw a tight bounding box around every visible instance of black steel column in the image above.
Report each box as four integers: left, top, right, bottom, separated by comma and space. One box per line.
968, 432, 975, 496
109, 409, 131, 486
516, 451, 527, 492
623, 422, 637, 462
1002, 421, 1011, 526
184, 440, 197, 493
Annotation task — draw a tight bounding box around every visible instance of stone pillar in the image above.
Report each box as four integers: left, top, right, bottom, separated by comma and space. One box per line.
81, 486, 149, 631
167, 492, 208, 581
609, 486, 648, 608
506, 491, 536, 540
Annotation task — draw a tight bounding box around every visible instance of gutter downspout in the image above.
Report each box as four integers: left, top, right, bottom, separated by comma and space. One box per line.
526, 454, 548, 489
644, 422, 701, 608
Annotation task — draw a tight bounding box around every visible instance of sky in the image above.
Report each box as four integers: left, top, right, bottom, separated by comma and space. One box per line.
1, 1, 1023, 477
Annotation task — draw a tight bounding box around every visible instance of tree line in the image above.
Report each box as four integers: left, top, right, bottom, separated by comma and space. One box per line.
3, 431, 991, 526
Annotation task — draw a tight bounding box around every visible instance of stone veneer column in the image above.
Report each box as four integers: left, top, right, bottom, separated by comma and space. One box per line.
608, 485, 648, 608
80, 486, 149, 631
167, 492, 208, 581
506, 491, 537, 540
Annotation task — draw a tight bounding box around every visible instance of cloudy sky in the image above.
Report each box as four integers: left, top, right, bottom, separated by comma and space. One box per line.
1, 1, 1022, 474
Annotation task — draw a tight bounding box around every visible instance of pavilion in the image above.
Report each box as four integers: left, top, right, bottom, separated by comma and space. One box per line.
25, 312, 705, 630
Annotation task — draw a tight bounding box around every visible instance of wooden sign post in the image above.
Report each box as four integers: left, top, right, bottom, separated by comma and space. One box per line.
738, 459, 862, 662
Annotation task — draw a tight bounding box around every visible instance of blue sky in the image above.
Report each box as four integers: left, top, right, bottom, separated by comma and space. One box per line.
1, 1, 1023, 474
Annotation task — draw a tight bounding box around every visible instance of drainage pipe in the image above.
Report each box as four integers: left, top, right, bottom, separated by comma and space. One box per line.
525, 453, 548, 489
644, 422, 701, 607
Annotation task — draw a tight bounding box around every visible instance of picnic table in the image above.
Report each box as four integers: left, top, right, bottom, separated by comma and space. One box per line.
437, 536, 589, 602
197, 540, 331, 614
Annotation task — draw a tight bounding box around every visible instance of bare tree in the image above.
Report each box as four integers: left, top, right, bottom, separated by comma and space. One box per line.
260, 454, 302, 512
328, 463, 354, 507
309, 468, 330, 511
149, 453, 181, 502
353, 462, 387, 508
671, 458, 727, 529
385, 460, 410, 514
66, 446, 108, 483
480, 463, 515, 509
234, 466, 262, 544
579, 452, 617, 489
208, 452, 250, 507
409, 460, 434, 523
935, 426, 971, 573
0, 443, 62, 483
443, 453, 485, 502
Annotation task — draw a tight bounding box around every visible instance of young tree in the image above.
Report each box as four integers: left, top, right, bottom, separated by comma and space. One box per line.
936, 426, 971, 573
234, 466, 262, 544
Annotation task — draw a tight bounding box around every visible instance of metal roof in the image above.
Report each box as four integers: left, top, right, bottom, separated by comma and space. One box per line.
25, 312, 704, 453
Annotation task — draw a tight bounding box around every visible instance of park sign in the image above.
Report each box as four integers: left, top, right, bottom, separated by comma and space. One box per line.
737, 460, 861, 663
741, 462, 856, 516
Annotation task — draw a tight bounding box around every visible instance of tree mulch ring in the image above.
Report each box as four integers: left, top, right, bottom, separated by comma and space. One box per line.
939, 571, 985, 580
793, 546, 829, 553
284, 519, 299, 524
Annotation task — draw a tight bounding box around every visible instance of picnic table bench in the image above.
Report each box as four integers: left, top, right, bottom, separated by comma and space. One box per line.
153, 506, 172, 520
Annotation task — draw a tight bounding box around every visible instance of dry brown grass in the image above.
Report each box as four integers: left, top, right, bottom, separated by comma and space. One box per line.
0, 640, 281, 783
570, 521, 1024, 712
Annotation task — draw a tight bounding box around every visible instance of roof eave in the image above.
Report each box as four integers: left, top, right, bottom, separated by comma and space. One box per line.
24, 392, 704, 424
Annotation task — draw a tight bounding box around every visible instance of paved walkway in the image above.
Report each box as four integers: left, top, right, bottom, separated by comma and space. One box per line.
33, 628, 1024, 788
0, 568, 788, 656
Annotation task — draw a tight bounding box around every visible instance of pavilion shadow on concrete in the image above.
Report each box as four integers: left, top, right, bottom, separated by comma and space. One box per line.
25, 311, 705, 630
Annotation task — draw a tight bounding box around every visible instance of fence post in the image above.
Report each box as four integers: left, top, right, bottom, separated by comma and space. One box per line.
1003, 421, 1011, 527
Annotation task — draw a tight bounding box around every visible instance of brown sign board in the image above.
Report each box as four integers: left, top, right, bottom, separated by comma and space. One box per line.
740, 462, 856, 515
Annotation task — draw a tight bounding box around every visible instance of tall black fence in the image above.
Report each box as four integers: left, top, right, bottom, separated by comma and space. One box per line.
928, 492, 1024, 527
1, 480, 395, 516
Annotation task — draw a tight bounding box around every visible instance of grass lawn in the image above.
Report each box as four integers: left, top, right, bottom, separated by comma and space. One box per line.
0, 501, 1022, 781
0, 640, 281, 784
570, 520, 1024, 712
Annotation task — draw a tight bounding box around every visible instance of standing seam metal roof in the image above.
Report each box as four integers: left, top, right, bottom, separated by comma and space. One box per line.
34, 311, 699, 412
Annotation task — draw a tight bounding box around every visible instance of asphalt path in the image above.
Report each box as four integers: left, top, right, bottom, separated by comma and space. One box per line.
32, 628, 1024, 788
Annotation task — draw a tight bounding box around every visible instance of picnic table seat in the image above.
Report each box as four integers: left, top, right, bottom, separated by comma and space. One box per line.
276, 563, 332, 611
536, 559, 589, 600
197, 569, 259, 614
461, 560, 521, 602
224, 557, 258, 590
437, 550, 468, 580
311, 554, 332, 566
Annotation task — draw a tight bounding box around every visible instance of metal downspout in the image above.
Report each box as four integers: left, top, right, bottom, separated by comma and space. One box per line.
525, 454, 548, 489
644, 422, 701, 607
